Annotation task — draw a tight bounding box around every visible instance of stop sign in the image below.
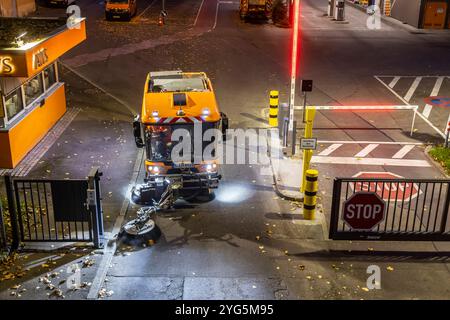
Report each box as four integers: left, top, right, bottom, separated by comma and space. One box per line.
343, 192, 386, 230
351, 172, 420, 202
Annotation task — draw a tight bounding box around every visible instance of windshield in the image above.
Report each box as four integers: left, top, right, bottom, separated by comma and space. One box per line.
145, 123, 219, 162
149, 77, 207, 93
108, 0, 128, 3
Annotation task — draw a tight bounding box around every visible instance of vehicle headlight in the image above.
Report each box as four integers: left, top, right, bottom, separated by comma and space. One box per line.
147, 165, 161, 175
203, 163, 217, 173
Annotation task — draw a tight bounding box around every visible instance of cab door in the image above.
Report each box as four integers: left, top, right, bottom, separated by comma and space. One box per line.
422, 1, 447, 29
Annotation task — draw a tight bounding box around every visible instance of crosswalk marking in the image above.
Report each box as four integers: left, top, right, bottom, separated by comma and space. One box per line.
392, 145, 415, 159
404, 77, 422, 102
422, 76, 445, 118
389, 76, 400, 88
374, 75, 447, 139
318, 143, 343, 156
354, 144, 379, 158
317, 140, 423, 145
312, 156, 431, 167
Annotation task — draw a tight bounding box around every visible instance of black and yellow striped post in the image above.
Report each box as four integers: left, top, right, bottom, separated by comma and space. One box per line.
303, 169, 318, 220
269, 90, 279, 127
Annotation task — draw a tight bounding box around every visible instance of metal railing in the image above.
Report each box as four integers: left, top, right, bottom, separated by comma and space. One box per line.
4, 168, 104, 250
330, 178, 450, 241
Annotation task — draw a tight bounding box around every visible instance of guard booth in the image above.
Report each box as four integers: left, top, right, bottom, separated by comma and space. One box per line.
0, 17, 86, 169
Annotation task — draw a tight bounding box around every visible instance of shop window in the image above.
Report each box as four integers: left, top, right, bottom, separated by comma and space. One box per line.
44, 64, 57, 90
24, 74, 44, 106
5, 88, 24, 121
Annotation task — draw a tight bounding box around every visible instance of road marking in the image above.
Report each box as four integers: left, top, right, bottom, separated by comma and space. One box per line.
312, 156, 431, 167
60, 61, 135, 115
404, 77, 422, 102
318, 143, 343, 156
135, 0, 157, 20
374, 76, 446, 139
389, 76, 400, 88
193, 0, 206, 26
354, 144, 379, 158
317, 140, 423, 145
87, 148, 145, 299
422, 76, 444, 118
392, 145, 415, 159
213, 1, 220, 29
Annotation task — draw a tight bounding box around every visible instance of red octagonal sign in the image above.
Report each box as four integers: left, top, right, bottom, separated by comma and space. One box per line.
343, 192, 386, 230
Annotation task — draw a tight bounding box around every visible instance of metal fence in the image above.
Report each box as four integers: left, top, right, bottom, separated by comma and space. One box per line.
4, 167, 104, 250
329, 178, 450, 241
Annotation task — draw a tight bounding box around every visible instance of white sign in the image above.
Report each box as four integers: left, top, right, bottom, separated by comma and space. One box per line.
300, 138, 317, 150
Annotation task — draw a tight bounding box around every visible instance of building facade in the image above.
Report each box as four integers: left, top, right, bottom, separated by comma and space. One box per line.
0, 17, 86, 169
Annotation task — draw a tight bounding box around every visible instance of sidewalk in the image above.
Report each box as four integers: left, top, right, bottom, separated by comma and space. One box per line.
0, 63, 138, 300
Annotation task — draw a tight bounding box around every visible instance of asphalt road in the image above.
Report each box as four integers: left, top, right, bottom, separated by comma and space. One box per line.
7, 0, 449, 299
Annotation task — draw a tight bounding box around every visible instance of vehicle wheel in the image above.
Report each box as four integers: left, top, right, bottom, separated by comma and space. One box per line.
127, 13, 132, 21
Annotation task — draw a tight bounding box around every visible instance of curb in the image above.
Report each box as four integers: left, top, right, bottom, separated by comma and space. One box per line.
266, 131, 304, 202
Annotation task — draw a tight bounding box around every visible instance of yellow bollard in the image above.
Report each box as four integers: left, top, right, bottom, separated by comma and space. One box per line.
303, 169, 318, 220
269, 90, 279, 127
301, 108, 316, 193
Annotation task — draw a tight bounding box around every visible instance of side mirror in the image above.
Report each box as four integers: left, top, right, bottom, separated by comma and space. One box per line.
220, 112, 229, 141
133, 116, 145, 148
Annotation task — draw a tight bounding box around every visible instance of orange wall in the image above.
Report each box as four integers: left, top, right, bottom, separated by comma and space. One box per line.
0, 84, 67, 169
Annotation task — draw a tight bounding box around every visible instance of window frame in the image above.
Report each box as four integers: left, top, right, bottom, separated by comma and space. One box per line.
0, 62, 60, 128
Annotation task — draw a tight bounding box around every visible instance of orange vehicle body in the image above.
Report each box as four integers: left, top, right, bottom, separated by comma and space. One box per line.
133, 70, 228, 200
105, 0, 137, 21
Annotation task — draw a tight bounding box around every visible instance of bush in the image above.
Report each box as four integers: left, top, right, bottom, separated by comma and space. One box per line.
429, 146, 450, 174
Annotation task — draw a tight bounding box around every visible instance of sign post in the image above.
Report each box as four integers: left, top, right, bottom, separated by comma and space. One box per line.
301, 108, 316, 193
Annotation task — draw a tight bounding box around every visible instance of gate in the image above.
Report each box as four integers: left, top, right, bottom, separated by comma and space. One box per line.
4, 167, 104, 250
329, 177, 450, 241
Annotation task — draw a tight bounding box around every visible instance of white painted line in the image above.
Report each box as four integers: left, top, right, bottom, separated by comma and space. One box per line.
312, 156, 431, 167
318, 143, 343, 156
213, 1, 220, 30
392, 145, 415, 159
404, 77, 422, 102
193, 0, 206, 26
135, 0, 157, 19
317, 140, 423, 145
422, 76, 444, 118
87, 148, 145, 300
354, 144, 379, 158
374, 76, 446, 139
389, 76, 400, 88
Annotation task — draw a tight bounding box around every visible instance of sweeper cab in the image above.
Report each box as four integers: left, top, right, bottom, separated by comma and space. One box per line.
131, 70, 228, 205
